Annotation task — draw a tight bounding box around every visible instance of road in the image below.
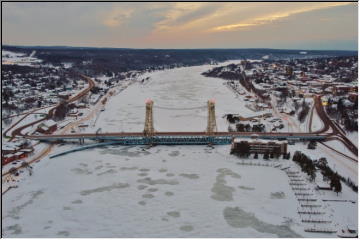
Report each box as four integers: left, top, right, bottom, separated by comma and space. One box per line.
4, 72, 357, 179
313, 95, 358, 156
3, 108, 39, 138
9, 74, 95, 140
241, 80, 355, 160
2, 76, 107, 177
320, 141, 357, 162
2, 105, 53, 120
25, 131, 330, 141
23, 90, 355, 162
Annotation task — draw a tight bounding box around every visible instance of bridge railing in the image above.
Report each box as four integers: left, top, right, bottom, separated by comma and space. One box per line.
27, 132, 327, 144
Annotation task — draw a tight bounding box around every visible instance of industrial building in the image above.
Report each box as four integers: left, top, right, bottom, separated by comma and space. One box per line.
231, 138, 288, 155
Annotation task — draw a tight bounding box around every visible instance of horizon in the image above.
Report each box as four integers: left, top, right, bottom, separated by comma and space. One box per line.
2, 2, 358, 50
3, 44, 358, 52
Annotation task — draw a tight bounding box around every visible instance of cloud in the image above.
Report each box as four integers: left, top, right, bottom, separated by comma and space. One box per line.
210, 2, 352, 32
154, 2, 222, 31
2, 2, 357, 49
103, 7, 134, 27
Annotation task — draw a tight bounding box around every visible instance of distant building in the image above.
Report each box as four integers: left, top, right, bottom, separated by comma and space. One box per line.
57, 92, 71, 100
332, 85, 357, 95
348, 93, 358, 103
2, 140, 29, 155
37, 120, 57, 134
2, 141, 33, 165
77, 103, 87, 108
231, 138, 287, 155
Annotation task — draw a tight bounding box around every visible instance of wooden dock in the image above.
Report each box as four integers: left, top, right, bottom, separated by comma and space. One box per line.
304, 228, 336, 233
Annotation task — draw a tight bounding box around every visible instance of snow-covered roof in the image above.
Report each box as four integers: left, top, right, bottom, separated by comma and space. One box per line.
2, 145, 17, 151
44, 120, 57, 127
233, 138, 287, 144
342, 99, 353, 107
21, 148, 33, 153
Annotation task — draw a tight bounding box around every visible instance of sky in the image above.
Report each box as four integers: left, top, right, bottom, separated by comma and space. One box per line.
2, 2, 358, 50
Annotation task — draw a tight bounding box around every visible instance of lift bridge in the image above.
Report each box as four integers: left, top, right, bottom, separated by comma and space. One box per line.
27, 99, 328, 147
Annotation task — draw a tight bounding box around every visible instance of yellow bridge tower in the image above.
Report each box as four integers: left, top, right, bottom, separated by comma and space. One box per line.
144, 99, 155, 136
206, 99, 217, 135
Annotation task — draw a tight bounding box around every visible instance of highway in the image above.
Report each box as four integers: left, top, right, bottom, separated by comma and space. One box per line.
313, 95, 358, 156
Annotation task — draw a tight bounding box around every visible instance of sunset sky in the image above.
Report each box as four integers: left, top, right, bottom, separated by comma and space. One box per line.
2, 2, 358, 50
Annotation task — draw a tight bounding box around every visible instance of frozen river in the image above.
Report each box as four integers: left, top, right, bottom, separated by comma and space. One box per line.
94, 61, 264, 133
2, 62, 354, 237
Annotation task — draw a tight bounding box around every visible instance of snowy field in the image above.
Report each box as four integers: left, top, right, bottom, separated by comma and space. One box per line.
287, 141, 358, 185
347, 131, 358, 147
2, 62, 358, 237
2, 50, 42, 66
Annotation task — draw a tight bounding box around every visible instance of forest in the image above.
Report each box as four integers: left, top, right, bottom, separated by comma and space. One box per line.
3, 45, 357, 76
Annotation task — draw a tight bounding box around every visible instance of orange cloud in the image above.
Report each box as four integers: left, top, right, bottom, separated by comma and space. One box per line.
155, 2, 213, 31
210, 2, 352, 32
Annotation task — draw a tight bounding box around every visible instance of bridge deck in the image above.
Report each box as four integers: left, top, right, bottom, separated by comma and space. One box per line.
49, 141, 122, 158
26, 131, 328, 145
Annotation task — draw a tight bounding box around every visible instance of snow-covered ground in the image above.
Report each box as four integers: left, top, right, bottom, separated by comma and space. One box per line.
2, 107, 53, 138
2, 50, 42, 66
288, 143, 358, 185
1, 143, 340, 238
2, 62, 358, 237
310, 107, 324, 132
325, 140, 357, 160
346, 131, 358, 147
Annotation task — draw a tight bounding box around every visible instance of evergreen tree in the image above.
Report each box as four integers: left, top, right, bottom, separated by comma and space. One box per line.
334, 180, 342, 195
331, 173, 342, 195
318, 157, 328, 168
308, 167, 316, 182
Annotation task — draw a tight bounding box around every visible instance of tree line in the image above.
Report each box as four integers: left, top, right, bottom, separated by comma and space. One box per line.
293, 151, 347, 195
